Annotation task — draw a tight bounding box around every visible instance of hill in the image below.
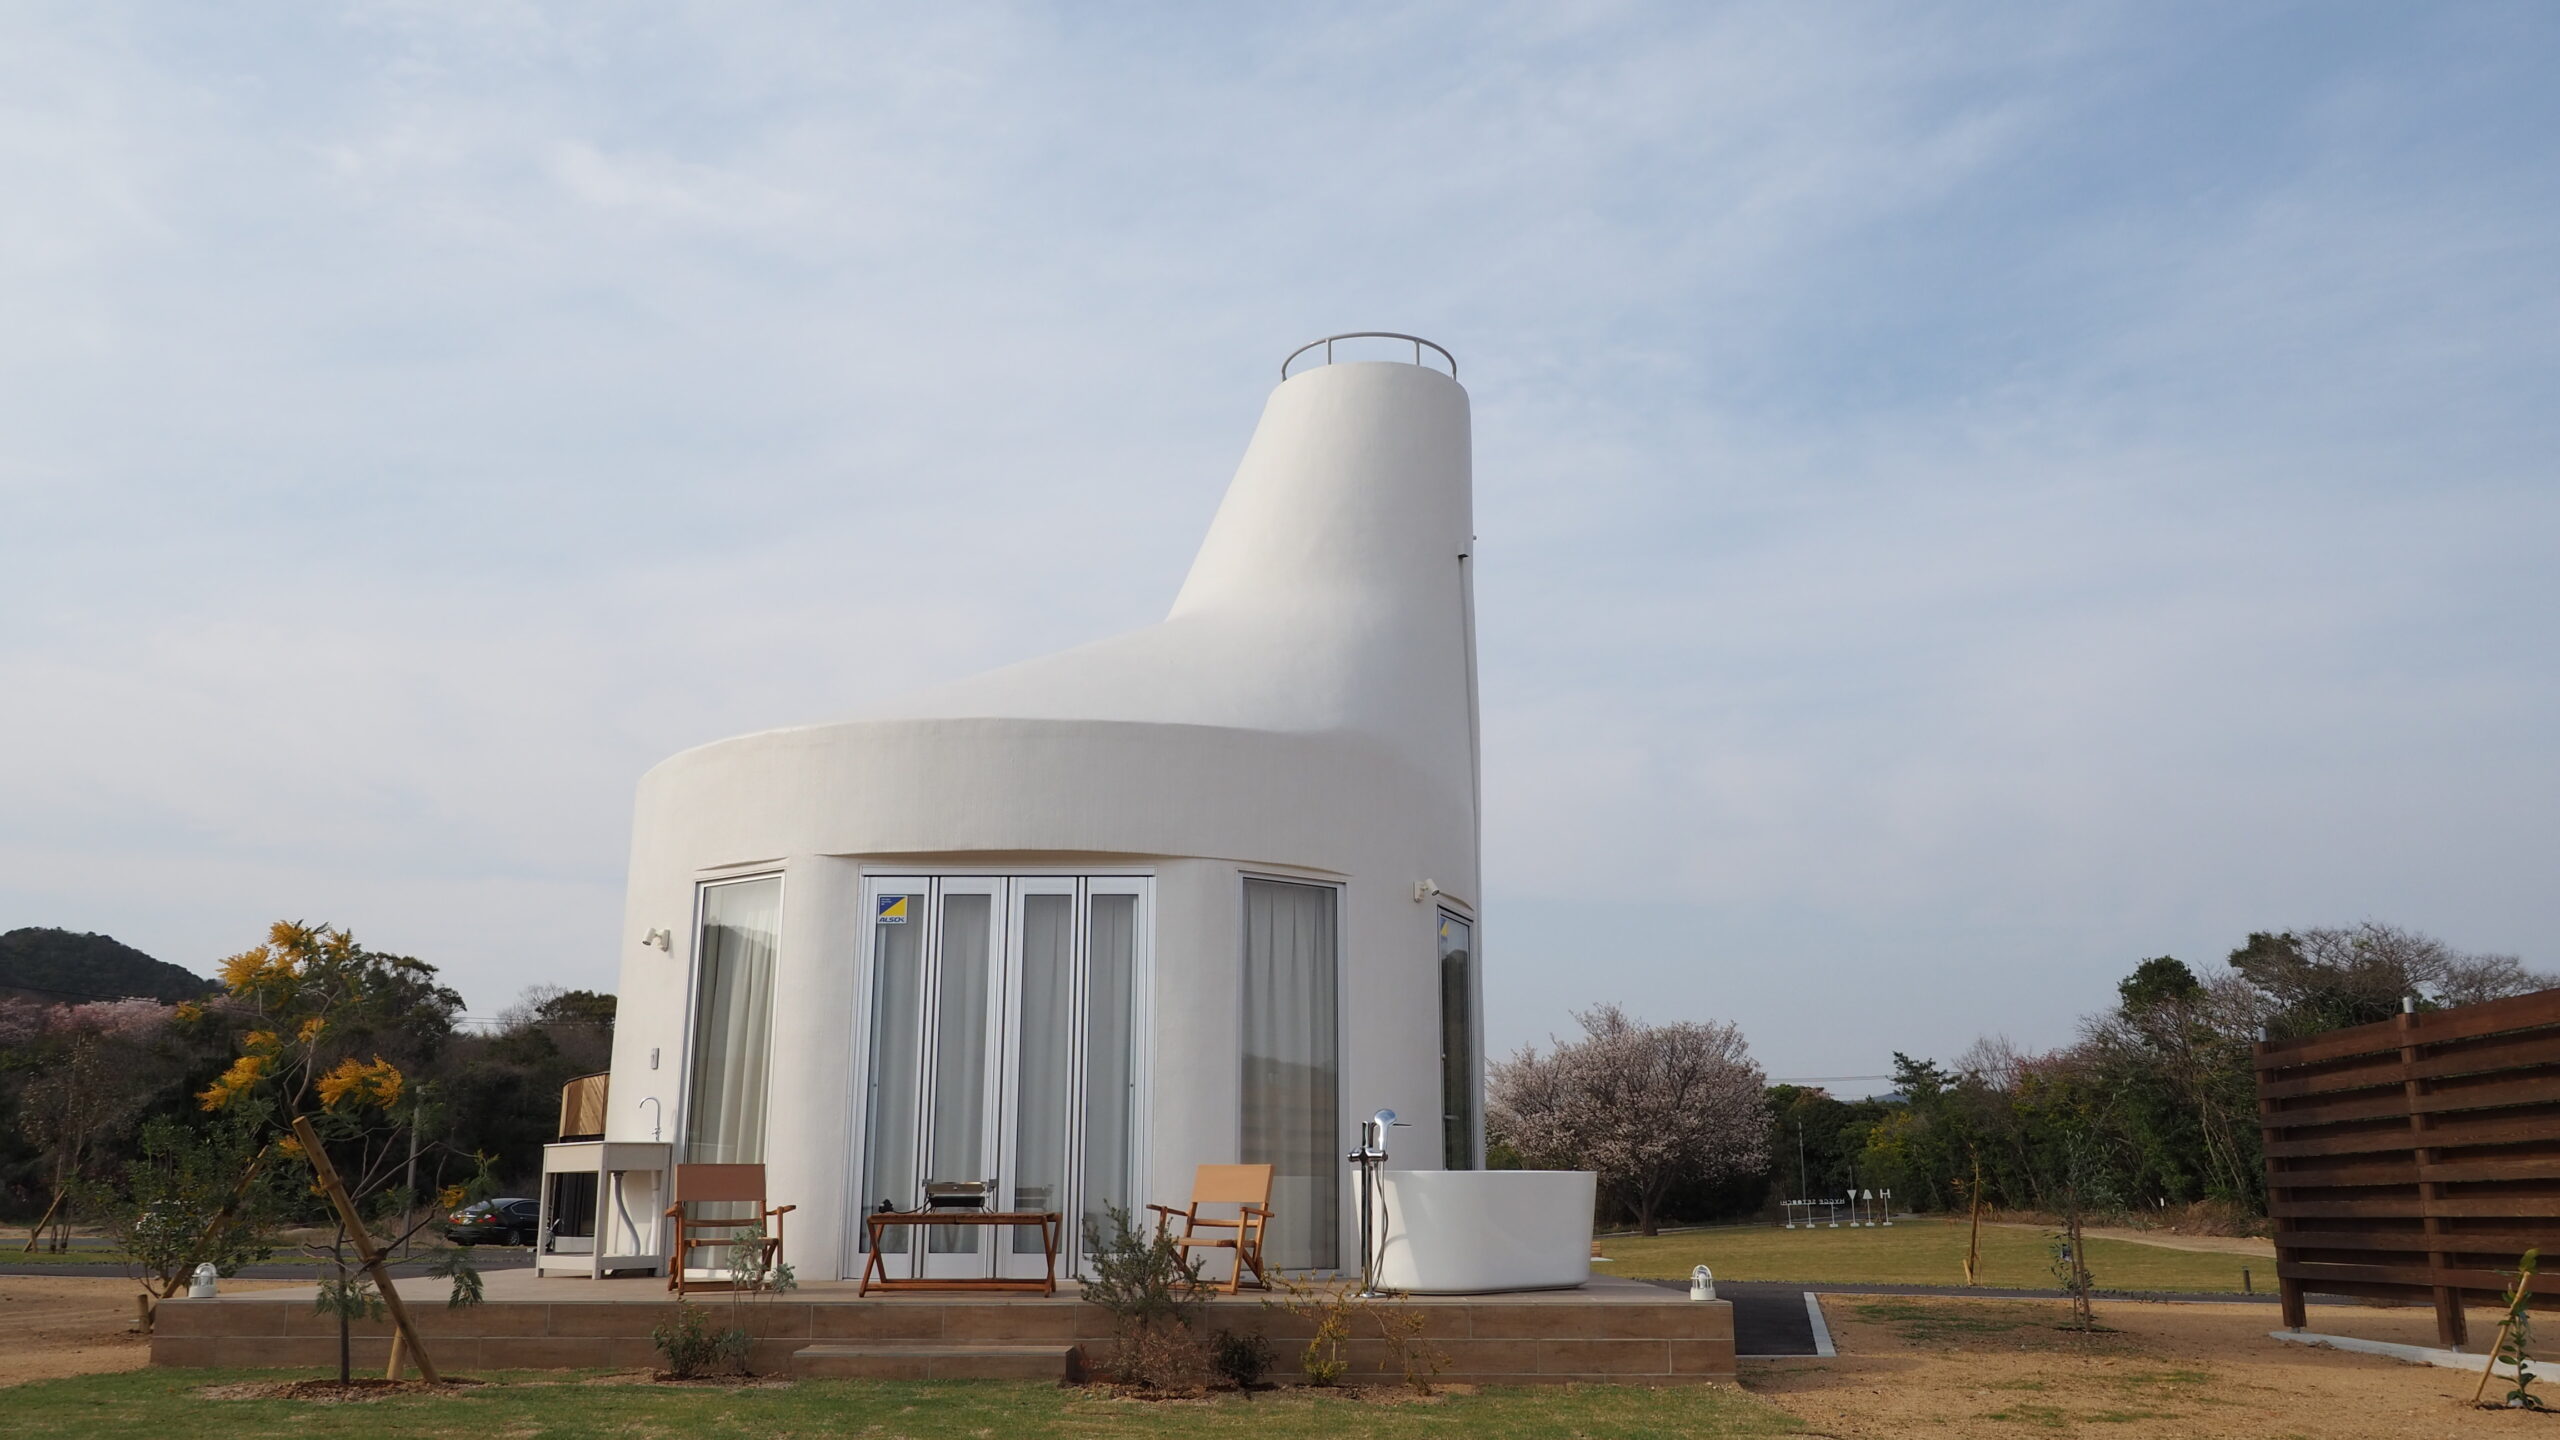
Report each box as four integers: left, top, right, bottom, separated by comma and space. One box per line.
0, 927, 214, 1004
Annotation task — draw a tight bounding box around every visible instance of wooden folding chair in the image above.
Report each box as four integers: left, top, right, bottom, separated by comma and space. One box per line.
1145, 1163, 1274, 1293
663, 1163, 793, 1296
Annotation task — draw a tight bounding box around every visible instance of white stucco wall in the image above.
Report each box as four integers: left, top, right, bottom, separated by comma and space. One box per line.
599, 357, 1483, 1277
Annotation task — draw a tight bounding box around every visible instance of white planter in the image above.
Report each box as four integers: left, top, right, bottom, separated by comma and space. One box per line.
1373, 1170, 1596, 1294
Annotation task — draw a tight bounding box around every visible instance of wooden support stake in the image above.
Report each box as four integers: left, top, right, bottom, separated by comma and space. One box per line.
23, 1190, 64, 1254
2473, 1252, 2538, 1407
290, 1116, 438, 1384
1963, 1153, 1984, 1286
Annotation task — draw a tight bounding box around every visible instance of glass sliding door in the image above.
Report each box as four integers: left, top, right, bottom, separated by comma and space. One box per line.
858, 884, 928, 1255
1006, 881, 1076, 1261
1438, 912, 1478, 1170
857, 875, 1146, 1280
682, 875, 782, 1166
1080, 883, 1142, 1248
1241, 878, 1338, 1271
921, 879, 1001, 1271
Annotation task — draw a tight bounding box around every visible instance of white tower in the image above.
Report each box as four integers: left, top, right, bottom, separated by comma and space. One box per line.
603, 337, 1482, 1281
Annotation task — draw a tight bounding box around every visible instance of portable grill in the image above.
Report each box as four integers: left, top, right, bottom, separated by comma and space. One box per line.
922, 1178, 999, 1211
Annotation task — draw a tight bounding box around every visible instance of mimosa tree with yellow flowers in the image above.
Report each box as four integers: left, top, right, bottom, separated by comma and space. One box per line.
166, 922, 496, 1381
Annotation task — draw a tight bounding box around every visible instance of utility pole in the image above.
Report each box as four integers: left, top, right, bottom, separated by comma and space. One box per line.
1796, 1121, 1807, 1201
401, 1083, 427, 1258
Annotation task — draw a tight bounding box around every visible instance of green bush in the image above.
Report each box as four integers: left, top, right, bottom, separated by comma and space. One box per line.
1078, 1205, 1209, 1389
1210, 1328, 1273, 1386
650, 1300, 748, 1379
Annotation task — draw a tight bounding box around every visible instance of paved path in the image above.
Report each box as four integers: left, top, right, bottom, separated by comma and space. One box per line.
1643, 1278, 2356, 1357
1983, 1220, 2276, 1258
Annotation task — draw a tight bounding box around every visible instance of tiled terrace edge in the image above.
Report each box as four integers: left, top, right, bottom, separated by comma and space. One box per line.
151, 1281, 1736, 1384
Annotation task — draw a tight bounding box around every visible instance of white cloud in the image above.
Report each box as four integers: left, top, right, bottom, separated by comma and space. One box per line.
0, 2, 2552, 1072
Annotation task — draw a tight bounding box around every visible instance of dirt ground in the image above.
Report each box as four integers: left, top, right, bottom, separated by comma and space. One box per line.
1747, 1293, 2539, 1439
10, 1274, 2551, 1438
0, 1275, 301, 1387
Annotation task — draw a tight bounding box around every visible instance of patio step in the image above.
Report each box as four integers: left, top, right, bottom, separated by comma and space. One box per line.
791, 1341, 1083, 1382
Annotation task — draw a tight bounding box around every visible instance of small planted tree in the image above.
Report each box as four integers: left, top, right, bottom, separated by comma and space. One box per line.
184, 921, 491, 1381
78, 1112, 291, 1300
1078, 1206, 1210, 1391
2477, 1251, 2548, 1410
1269, 1274, 1445, 1392
648, 1220, 798, 1378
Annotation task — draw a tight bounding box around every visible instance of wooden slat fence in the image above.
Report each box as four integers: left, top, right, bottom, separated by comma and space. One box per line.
2257, 988, 2560, 1347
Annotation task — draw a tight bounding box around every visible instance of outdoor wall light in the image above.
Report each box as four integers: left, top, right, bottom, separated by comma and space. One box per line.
1411, 880, 1442, 902
641, 927, 672, 951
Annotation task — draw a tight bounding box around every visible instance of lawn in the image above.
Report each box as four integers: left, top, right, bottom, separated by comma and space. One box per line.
0, 1370, 1805, 1440
1598, 1216, 2258, 1293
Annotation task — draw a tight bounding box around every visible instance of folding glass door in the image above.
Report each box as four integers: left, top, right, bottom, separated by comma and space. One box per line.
858, 876, 1144, 1281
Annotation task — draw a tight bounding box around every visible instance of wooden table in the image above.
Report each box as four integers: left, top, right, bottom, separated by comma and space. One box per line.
859, 1210, 1062, 1295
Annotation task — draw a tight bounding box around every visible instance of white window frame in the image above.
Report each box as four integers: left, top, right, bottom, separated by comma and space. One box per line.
671, 869, 786, 1171
838, 868, 1156, 1282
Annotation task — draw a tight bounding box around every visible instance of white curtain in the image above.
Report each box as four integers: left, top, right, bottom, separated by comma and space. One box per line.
860, 888, 927, 1252
1080, 893, 1138, 1244
682, 876, 781, 1166
1012, 894, 1073, 1251
1241, 879, 1338, 1271
927, 891, 992, 1253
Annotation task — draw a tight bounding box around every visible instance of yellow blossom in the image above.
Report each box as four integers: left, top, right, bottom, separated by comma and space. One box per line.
173, 1001, 204, 1024
217, 939, 302, 1003
437, 1185, 467, 1211
242, 1029, 282, 1055
216, 946, 273, 992
296, 1016, 325, 1045
197, 1053, 268, 1111
317, 1056, 405, 1112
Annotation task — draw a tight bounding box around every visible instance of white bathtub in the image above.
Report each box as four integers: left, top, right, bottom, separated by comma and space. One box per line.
1371, 1170, 1596, 1294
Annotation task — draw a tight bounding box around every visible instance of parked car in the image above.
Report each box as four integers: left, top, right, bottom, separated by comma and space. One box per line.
443, 1197, 541, 1247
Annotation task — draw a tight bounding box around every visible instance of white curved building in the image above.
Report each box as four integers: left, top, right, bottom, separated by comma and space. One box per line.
600, 339, 1483, 1282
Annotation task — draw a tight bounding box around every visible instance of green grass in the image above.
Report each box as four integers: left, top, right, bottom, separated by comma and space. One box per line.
0, 1249, 147, 1266
1599, 1216, 2257, 1293
0, 1369, 1809, 1440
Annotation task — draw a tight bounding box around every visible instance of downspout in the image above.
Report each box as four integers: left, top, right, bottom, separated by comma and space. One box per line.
1460, 544, 1487, 1168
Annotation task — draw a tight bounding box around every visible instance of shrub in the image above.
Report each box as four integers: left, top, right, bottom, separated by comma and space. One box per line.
1271, 1274, 1447, 1392
1078, 1205, 1209, 1390
651, 1300, 748, 1379
1210, 1328, 1273, 1387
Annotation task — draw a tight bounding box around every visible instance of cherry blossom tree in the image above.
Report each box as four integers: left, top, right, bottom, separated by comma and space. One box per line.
1488, 1004, 1771, 1236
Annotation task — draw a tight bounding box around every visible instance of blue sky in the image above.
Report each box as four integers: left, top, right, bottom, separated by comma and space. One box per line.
3, 2, 2553, 1082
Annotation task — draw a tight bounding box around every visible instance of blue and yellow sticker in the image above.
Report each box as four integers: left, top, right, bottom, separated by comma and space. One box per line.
876, 894, 909, 925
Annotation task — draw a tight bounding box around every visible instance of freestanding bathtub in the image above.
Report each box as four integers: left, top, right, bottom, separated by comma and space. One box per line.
1371, 1170, 1597, 1293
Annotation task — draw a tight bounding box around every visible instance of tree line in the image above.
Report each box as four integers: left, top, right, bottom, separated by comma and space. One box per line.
1491, 921, 2549, 1231
1, 922, 613, 1235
